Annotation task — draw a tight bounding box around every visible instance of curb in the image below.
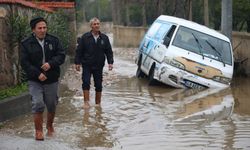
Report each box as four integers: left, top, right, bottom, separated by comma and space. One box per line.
0, 92, 31, 122
0, 55, 72, 123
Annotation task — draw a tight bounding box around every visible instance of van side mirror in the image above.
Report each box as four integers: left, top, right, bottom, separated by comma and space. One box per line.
163, 37, 171, 47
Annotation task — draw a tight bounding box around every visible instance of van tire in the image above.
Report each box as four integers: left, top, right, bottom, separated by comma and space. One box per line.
136, 57, 146, 78
148, 65, 157, 85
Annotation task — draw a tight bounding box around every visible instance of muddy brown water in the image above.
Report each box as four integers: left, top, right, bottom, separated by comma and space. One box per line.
0, 48, 250, 150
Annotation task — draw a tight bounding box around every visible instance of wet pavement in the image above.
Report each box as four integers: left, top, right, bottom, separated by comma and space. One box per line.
1, 47, 250, 150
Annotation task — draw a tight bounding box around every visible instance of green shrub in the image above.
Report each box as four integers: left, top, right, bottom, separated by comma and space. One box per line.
0, 83, 28, 101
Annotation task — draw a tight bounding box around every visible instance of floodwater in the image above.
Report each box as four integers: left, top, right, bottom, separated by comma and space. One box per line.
1, 48, 250, 150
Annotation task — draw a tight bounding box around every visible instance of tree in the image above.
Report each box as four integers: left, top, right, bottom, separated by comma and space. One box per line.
233, 0, 250, 32
209, 0, 221, 30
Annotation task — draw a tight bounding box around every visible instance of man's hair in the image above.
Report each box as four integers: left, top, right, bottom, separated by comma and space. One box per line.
30, 17, 47, 29
89, 17, 100, 26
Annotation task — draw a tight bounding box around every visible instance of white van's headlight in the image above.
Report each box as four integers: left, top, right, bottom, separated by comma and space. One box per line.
164, 57, 185, 70
213, 76, 231, 85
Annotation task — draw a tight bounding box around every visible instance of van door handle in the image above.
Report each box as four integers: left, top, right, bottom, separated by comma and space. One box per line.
154, 45, 159, 49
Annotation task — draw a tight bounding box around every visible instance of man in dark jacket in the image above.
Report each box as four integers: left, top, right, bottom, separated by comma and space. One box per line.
75, 17, 114, 109
21, 17, 65, 140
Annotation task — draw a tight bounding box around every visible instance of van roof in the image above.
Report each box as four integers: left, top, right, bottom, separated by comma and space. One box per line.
157, 15, 230, 42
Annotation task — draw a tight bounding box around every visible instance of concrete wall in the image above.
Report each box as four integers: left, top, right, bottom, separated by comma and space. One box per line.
113, 25, 147, 48
113, 26, 250, 76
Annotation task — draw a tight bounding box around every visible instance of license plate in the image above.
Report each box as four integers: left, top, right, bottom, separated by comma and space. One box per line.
183, 80, 205, 89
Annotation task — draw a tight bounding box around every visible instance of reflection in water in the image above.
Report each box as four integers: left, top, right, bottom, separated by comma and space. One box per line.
174, 92, 234, 128
146, 84, 235, 128
1, 51, 250, 149
231, 77, 250, 115
110, 77, 249, 150
80, 107, 113, 148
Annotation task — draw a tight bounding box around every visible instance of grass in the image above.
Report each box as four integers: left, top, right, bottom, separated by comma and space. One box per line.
0, 123, 3, 129
0, 83, 28, 101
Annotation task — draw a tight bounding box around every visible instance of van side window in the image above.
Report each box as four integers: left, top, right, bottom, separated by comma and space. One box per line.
163, 25, 176, 47
146, 21, 173, 43
154, 23, 172, 41
147, 22, 161, 38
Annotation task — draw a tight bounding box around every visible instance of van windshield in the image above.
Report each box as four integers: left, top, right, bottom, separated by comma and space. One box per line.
172, 26, 232, 65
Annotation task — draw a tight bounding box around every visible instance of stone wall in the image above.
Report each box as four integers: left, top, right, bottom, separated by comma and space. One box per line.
232, 32, 250, 75
0, 4, 44, 90
0, 4, 19, 89
0, 3, 76, 90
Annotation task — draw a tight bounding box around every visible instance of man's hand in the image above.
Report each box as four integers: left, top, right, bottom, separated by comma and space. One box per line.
75, 64, 81, 71
38, 73, 47, 81
41, 63, 51, 72
108, 64, 113, 71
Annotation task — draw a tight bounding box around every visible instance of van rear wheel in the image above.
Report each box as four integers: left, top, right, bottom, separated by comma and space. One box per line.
148, 66, 157, 85
136, 57, 146, 78
136, 66, 145, 78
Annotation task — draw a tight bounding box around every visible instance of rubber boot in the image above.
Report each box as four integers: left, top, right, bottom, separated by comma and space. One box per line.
95, 92, 102, 105
83, 90, 90, 109
46, 112, 55, 136
33, 113, 44, 141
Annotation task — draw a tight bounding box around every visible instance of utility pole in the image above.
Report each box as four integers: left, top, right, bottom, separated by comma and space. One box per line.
221, 0, 232, 41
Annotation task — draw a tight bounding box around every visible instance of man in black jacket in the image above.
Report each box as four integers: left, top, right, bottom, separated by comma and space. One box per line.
75, 17, 114, 109
21, 17, 65, 140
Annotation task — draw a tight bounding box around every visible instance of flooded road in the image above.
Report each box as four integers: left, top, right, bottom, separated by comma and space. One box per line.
1, 48, 250, 150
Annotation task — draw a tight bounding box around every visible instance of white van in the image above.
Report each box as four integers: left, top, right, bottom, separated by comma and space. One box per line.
136, 15, 234, 89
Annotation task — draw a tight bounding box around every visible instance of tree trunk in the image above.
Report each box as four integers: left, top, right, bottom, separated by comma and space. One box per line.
247, 18, 250, 32
97, 0, 101, 19
175, 0, 185, 18
111, 0, 116, 25
204, 0, 209, 26
188, 0, 192, 20
142, 0, 147, 26
111, 0, 120, 25
156, 0, 164, 17
125, 0, 130, 26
